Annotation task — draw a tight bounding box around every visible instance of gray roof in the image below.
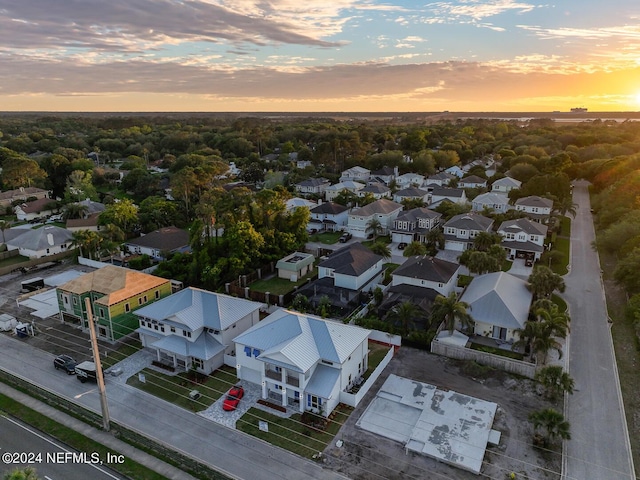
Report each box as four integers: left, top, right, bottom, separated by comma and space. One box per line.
428, 172, 456, 181
350, 198, 402, 216
501, 240, 544, 253
296, 178, 329, 187
492, 176, 521, 188
371, 166, 396, 176
395, 207, 441, 223
125, 226, 190, 251
393, 255, 459, 283
460, 175, 487, 184
8, 226, 73, 250
431, 187, 465, 198
515, 195, 553, 208
233, 309, 371, 372
326, 181, 365, 191
319, 242, 382, 277
133, 287, 264, 331
460, 272, 532, 330
77, 199, 106, 215
499, 218, 548, 236
305, 364, 341, 399
444, 213, 493, 231
361, 183, 390, 194
394, 187, 428, 198
311, 202, 349, 215
472, 192, 510, 205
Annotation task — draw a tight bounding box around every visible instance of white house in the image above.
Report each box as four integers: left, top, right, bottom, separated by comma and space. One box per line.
425, 172, 456, 187
348, 198, 403, 238
460, 272, 532, 342
514, 196, 554, 222
396, 173, 425, 189
498, 218, 548, 261
472, 192, 511, 213
370, 166, 398, 185
392, 255, 460, 296
6, 226, 73, 259
123, 226, 191, 261
340, 166, 371, 183
459, 175, 488, 189
14, 198, 56, 221
445, 165, 465, 178
233, 308, 371, 417
317, 242, 383, 291
358, 182, 391, 200
443, 213, 494, 251
325, 181, 365, 201
308, 201, 350, 232
391, 207, 442, 244
285, 197, 316, 212
135, 287, 265, 374
491, 176, 521, 194
429, 187, 467, 206
295, 178, 330, 195
276, 252, 315, 280
393, 187, 429, 205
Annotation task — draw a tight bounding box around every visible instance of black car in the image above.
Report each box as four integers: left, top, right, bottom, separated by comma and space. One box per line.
339, 232, 352, 243
53, 354, 77, 374
398, 242, 407, 250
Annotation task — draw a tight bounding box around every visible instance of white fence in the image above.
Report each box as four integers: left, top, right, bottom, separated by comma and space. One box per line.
340, 346, 394, 407
368, 330, 402, 347
430, 340, 537, 378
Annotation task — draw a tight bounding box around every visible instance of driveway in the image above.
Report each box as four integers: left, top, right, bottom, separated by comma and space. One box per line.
563, 180, 635, 479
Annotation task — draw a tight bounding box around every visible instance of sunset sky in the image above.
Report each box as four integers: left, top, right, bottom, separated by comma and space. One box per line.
1, 0, 640, 112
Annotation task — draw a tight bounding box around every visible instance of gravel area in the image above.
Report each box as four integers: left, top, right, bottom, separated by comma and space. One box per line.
198, 381, 262, 429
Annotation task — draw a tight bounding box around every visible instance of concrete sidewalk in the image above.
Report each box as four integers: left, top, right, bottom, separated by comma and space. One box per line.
0, 382, 198, 480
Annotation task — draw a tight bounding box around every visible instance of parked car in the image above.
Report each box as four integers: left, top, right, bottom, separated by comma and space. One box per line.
339, 232, 352, 243
398, 242, 407, 250
222, 385, 245, 411
53, 354, 77, 374
75, 361, 99, 383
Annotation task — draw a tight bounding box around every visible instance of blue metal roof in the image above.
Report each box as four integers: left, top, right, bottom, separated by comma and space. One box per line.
305, 364, 340, 399
150, 331, 224, 360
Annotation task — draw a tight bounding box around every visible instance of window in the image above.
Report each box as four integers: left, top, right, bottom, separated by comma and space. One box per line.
73, 297, 77, 305
170, 326, 176, 333
99, 308, 105, 318
155, 290, 160, 299
98, 326, 107, 337
192, 358, 203, 370
125, 303, 130, 313
307, 395, 322, 409
321, 360, 334, 366
160, 326, 165, 333
244, 346, 252, 357
138, 297, 143, 305
274, 384, 283, 391
253, 348, 260, 357
275, 366, 282, 373
143, 295, 147, 303
154, 325, 158, 330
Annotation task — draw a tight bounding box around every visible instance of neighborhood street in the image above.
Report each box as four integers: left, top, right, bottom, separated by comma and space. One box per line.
563, 180, 635, 479
0, 334, 347, 480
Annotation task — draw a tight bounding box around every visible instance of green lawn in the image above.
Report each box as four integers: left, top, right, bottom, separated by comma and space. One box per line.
250, 269, 317, 295
126, 365, 238, 412
365, 341, 391, 379
362, 235, 391, 247
470, 343, 524, 360
0, 254, 30, 268
236, 404, 352, 458
309, 232, 342, 244
551, 293, 568, 313
101, 342, 141, 369
551, 236, 570, 275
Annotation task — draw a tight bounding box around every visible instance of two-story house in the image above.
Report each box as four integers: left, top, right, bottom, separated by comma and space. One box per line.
472, 192, 511, 214
443, 213, 494, 251
233, 308, 371, 417
392, 255, 460, 296
308, 201, 350, 232
370, 166, 398, 185
445, 165, 465, 178
498, 218, 548, 262
347, 198, 403, 238
358, 182, 391, 200
295, 178, 331, 196
123, 226, 191, 261
393, 187, 429, 205
324, 181, 365, 201
514, 195, 554, 223
395, 173, 426, 189
391, 207, 442, 244
317, 242, 383, 292
134, 287, 264, 374
429, 187, 467, 207
57, 265, 172, 342
425, 172, 456, 188
491, 176, 521, 194
459, 175, 488, 189
0, 186, 50, 209
340, 166, 371, 183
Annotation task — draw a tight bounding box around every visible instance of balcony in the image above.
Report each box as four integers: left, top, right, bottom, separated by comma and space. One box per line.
265, 369, 280, 381
286, 375, 300, 387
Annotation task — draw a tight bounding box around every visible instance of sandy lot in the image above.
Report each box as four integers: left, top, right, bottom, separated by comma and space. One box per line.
323, 347, 562, 480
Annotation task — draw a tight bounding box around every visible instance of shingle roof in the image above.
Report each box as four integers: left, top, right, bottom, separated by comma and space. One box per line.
0, 187, 48, 201
515, 196, 553, 208
125, 226, 190, 251
498, 218, 548, 236
311, 202, 349, 215
58, 265, 170, 306
360, 183, 390, 194
428, 172, 456, 181
492, 176, 522, 188
319, 242, 382, 276
460, 175, 487, 184
233, 309, 371, 372
133, 287, 264, 331
66, 212, 100, 228
350, 198, 402, 216
8, 226, 72, 251
395, 207, 441, 223
371, 166, 395, 176
393, 255, 459, 283
394, 187, 428, 197
296, 178, 329, 187
17, 197, 54, 213
472, 192, 510, 205
326, 181, 365, 191
460, 272, 532, 330
431, 187, 465, 198
444, 213, 493, 231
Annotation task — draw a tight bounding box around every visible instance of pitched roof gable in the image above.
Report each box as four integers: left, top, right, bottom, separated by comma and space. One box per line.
350, 198, 402, 216
444, 213, 493, 231
393, 255, 459, 282
126, 226, 190, 251
319, 242, 382, 276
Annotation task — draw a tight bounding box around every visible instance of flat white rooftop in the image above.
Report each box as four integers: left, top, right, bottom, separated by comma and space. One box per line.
356, 374, 499, 474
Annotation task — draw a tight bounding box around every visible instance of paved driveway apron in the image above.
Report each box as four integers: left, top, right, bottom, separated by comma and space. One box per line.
563, 180, 634, 480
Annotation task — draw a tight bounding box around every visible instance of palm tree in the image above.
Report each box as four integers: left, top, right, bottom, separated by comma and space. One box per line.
3, 466, 39, 480
388, 301, 421, 336
62, 203, 89, 221
472, 231, 501, 252
527, 266, 566, 299
513, 320, 543, 360
403, 241, 427, 257
535, 304, 570, 339
554, 196, 578, 219
529, 408, 571, 448
534, 365, 575, 401
366, 217, 383, 240
531, 333, 564, 365
431, 292, 474, 334
369, 241, 391, 259
71, 230, 91, 258
0, 220, 10, 244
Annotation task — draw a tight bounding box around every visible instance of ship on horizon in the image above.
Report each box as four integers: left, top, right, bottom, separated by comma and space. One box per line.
570, 107, 588, 113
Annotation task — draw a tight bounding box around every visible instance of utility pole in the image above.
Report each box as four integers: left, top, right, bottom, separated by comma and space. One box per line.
84, 298, 110, 431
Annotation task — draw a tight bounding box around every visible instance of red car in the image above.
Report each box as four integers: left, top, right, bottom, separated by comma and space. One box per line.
222, 385, 245, 411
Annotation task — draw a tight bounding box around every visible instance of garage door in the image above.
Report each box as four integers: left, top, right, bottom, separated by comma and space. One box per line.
240, 367, 262, 385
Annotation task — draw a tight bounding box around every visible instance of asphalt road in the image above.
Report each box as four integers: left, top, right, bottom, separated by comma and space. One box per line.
0, 415, 125, 480
0, 334, 347, 480
563, 180, 635, 479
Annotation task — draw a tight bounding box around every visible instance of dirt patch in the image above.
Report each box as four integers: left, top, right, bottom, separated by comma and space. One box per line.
322, 348, 561, 480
